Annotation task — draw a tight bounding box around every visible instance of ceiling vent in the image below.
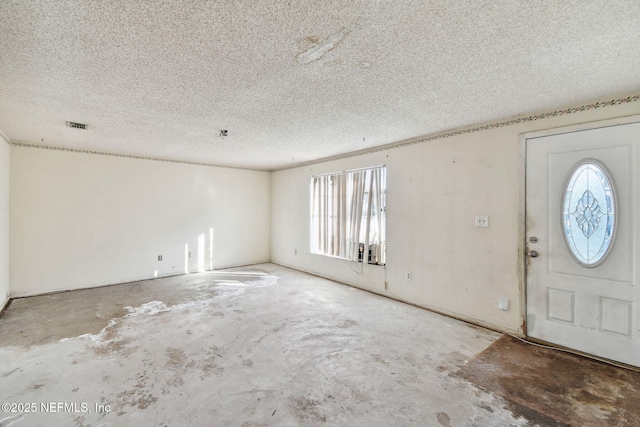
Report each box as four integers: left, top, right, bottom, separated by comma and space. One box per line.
66, 121, 88, 130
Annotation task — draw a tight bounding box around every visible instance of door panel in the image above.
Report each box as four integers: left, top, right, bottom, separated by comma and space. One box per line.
526, 120, 639, 367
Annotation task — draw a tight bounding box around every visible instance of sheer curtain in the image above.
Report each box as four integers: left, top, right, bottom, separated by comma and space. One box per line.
366, 167, 385, 265
311, 166, 385, 264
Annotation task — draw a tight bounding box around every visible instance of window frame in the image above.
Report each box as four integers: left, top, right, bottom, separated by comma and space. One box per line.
310, 165, 386, 265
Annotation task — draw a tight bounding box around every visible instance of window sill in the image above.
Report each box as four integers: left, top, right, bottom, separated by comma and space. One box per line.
310, 252, 386, 268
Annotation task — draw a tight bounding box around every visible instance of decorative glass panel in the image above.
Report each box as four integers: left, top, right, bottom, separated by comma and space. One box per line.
562, 160, 616, 266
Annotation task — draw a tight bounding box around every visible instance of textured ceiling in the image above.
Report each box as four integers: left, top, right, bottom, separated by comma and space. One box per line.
1, 1, 639, 170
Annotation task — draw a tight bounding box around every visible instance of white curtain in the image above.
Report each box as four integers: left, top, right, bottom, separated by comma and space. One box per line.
347, 171, 366, 261
368, 168, 385, 265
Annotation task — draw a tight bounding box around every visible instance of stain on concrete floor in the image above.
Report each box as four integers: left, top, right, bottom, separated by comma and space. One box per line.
0, 270, 270, 348
458, 334, 640, 426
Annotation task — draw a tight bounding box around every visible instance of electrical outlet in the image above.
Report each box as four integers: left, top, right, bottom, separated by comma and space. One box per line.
188, 251, 192, 258
406, 272, 412, 280
475, 216, 489, 227
158, 255, 162, 261
294, 249, 297, 255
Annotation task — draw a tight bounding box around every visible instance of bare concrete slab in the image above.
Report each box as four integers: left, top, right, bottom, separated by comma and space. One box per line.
0, 263, 599, 426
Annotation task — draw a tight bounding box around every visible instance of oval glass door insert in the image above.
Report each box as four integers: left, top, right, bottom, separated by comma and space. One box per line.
562, 160, 616, 266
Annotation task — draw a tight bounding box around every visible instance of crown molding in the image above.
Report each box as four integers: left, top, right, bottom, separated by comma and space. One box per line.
9, 141, 270, 173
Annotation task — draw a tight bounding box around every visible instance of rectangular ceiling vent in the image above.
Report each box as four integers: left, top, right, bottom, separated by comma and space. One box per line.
66, 121, 88, 130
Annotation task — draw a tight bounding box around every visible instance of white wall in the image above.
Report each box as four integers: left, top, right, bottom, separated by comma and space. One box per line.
0, 134, 9, 309
10, 148, 271, 296
271, 102, 640, 334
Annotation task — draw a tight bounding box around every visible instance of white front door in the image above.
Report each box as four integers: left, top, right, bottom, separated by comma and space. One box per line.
526, 118, 640, 367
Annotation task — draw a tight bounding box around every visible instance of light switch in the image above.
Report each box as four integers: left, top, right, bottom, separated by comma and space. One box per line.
499, 298, 509, 311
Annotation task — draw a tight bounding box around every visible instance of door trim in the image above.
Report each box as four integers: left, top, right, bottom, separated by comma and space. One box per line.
519, 114, 640, 338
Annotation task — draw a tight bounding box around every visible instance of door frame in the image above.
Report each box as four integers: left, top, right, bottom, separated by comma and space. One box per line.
518, 114, 640, 338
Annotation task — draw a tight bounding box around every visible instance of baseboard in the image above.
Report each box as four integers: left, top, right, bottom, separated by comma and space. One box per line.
10, 260, 275, 299
270, 260, 519, 337
6, 259, 519, 337
0, 295, 10, 314
213, 260, 272, 271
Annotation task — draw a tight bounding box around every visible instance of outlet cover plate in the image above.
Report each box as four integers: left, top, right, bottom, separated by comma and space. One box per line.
475, 216, 489, 227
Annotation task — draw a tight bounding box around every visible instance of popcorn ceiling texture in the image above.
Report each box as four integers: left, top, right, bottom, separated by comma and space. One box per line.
0, 0, 639, 170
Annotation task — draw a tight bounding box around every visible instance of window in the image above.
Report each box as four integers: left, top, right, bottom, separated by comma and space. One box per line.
310, 166, 386, 265
562, 160, 616, 267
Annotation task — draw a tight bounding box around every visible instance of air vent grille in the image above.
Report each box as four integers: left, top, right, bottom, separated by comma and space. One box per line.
66, 121, 87, 130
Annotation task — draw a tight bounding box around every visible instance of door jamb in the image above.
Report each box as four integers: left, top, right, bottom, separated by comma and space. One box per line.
518, 114, 640, 338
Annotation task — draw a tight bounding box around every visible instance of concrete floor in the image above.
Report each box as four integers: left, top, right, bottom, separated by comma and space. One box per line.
459, 335, 640, 426
0, 264, 603, 426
